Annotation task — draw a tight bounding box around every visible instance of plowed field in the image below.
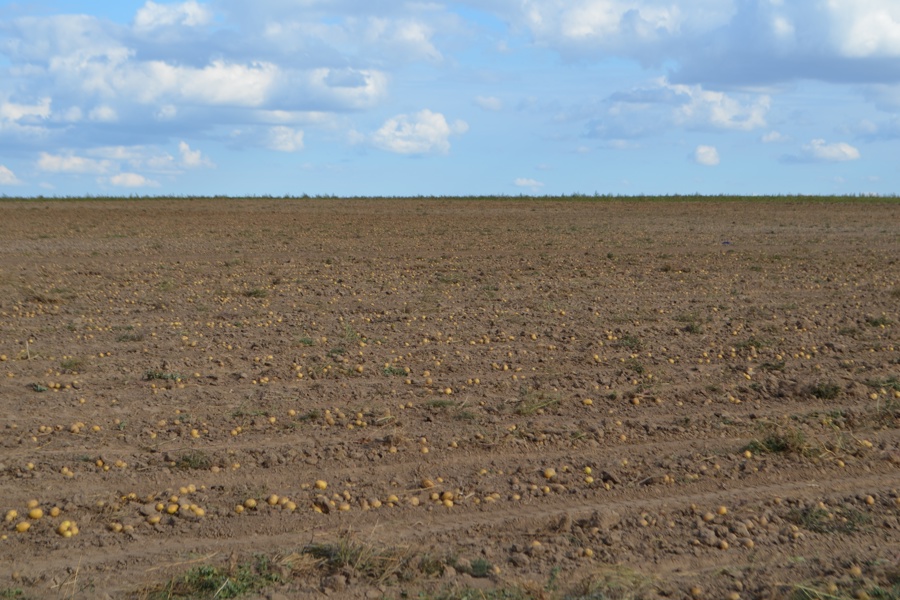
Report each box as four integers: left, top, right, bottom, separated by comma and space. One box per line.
1, 198, 898, 599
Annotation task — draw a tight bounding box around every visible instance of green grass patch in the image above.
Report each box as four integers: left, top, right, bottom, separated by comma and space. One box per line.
382, 365, 408, 376
614, 334, 642, 351
143, 556, 283, 599
866, 316, 892, 327
144, 370, 183, 381
745, 426, 811, 456
117, 332, 144, 342
59, 357, 83, 373
174, 450, 212, 470
808, 382, 841, 400
787, 506, 870, 534
301, 538, 410, 583
867, 376, 900, 391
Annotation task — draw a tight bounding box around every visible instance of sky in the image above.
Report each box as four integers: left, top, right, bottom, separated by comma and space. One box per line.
0, 0, 899, 197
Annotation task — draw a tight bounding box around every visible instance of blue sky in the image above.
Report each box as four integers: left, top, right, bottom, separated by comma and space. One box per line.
1, 0, 898, 196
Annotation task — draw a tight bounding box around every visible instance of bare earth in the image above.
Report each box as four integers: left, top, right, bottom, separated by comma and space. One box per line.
1, 198, 898, 600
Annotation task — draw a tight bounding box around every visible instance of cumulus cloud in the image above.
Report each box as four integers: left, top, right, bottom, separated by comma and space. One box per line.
107, 173, 159, 187
134, 1, 213, 31
828, 0, 900, 58
671, 82, 769, 130
0, 97, 51, 122
301, 68, 389, 111
587, 78, 768, 139
694, 145, 720, 166
0, 165, 22, 185
37, 152, 111, 174
514, 177, 544, 191
483, 1, 900, 84
267, 126, 305, 152
475, 96, 503, 111
371, 109, 468, 155
89, 105, 118, 122
178, 142, 214, 168
761, 130, 789, 143
801, 139, 861, 162
112, 60, 280, 107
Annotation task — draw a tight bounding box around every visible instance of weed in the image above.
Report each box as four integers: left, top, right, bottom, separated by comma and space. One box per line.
327, 347, 346, 357
342, 323, 360, 343
683, 322, 704, 334
567, 565, 655, 600
746, 425, 811, 456
0, 590, 25, 599
117, 332, 144, 342
515, 390, 560, 416
175, 450, 212, 470
383, 365, 408, 377
427, 399, 456, 409
468, 558, 493, 578
59, 357, 83, 373
454, 410, 477, 421
297, 337, 316, 346
760, 361, 786, 372
867, 377, 900, 392
243, 288, 267, 298
624, 359, 644, 375
296, 409, 320, 422
423, 588, 538, 600
787, 506, 870, 534
29, 383, 48, 392
144, 555, 283, 599
144, 370, 183, 381
302, 537, 409, 583
230, 407, 268, 419
736, 336, 771, 350
614, 335, 642, 351
790, 585, 842, 600
808, 382, 841, 400
866, 316, 891, 327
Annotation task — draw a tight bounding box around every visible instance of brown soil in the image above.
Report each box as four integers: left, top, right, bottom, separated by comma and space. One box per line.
0, 198, 898, 600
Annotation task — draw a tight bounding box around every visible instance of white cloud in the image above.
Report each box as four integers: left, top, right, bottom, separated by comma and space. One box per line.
363, 18, 443, 62
498, 0, 734, 58
0, 97, 51, 122
267, 126, 305, 152
371, 109, 468, 155
590, 78, 769, 139
38, 152, 111, 174
761, 130, 789, 143
0, 166, 22, 185
483, 1, 900, 84
134, 1, 213, 31
107, 173, 159, 187
89, 105, 118, 122
179, 142, 214, 168
87, 145, 179, 173
828, 0, 900, 57
694, 145, 720, 166
475, 96, 503, 111
304, 68, 388, 111
121, 60, 279, 107
669, 81, 769, 130
156, 105, 177, 120
514, 177, 544, 190
802, 139, 861, 161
